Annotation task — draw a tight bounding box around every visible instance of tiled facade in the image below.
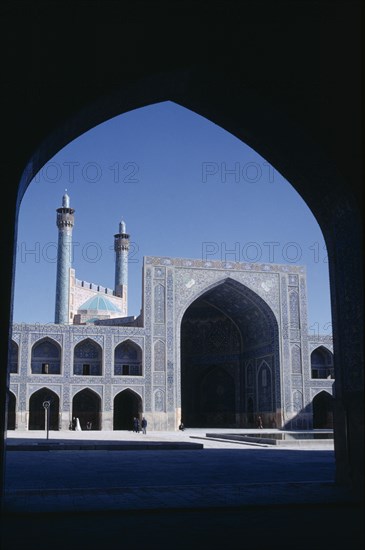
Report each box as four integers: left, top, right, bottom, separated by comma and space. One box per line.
9, 256, 334, 432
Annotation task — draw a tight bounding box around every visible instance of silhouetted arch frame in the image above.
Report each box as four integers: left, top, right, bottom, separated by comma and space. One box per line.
4, 67, 363, 493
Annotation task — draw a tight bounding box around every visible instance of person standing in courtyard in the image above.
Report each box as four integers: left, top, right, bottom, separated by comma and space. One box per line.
133, 416, 140, 433
141, 416, 147, 434
257, 415, 263, 429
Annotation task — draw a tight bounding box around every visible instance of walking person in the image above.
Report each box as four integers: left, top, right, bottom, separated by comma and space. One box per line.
141, 416, 147, 434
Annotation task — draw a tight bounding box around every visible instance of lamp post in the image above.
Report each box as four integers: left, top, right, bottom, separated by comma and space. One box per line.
43, 400, 50, 440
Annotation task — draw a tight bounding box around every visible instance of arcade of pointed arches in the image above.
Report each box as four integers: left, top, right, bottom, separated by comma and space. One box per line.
10, 338, 333, 381
6, 383, 334, 431
10, 337, 144, 377
7, 385, 146, 431
8, 279, 334, 431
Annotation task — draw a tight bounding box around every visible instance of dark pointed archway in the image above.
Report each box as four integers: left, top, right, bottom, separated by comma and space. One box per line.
10, 341, 18, 374
113, 389, 143, 430
311, 346, 334, 380
73, 339, 102, 376
31, 338, 61, 374
181, 279, 279, 428
114, 341, 142, 376
29, 388, 60, 430
313, 391, 334, 429
72, 388, 101, 430
7, 391, 16, 430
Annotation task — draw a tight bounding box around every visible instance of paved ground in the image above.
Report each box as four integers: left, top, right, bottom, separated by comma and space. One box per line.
1, 429, 363, 549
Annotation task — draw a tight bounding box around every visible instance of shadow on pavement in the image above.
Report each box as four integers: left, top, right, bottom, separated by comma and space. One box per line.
1, 503, 364, 550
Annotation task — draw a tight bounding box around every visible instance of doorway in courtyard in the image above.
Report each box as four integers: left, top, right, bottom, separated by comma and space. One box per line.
72, 388, 101, 430
180, 279, 280, 428
28, 388, 60, 430
313, 390, 334, 429
113, 389, 143, 430
7, 392, 16, 430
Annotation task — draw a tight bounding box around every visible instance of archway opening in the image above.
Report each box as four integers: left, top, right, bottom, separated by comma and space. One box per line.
181, 279, 279, 428
29, 388, 60, 430
7, 392, 16, 430
10, 341, 18, 374
313, 391, 334, 429
311, 346, 334, 380
113, 389, 142, 430
73, 339, 102, 376
72, 389, 101, 430
31, 338, 61, 375
114, 341, 142, 376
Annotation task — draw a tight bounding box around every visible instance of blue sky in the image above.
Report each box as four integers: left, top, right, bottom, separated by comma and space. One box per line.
13, 101, 332, 336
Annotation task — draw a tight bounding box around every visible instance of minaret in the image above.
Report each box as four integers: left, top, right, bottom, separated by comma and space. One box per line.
54, 191, 75, 324
114, 219, 130, 309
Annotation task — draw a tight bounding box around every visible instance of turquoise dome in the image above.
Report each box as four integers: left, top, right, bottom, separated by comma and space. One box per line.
78, 295, 121, 313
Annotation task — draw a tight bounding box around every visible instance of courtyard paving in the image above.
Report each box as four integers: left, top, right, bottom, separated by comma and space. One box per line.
1, 429, 363, 550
